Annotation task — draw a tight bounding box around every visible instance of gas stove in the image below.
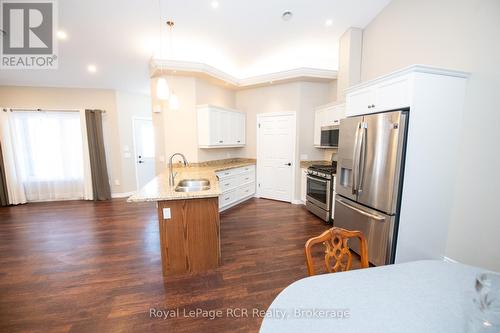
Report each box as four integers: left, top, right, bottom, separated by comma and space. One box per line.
307, 162, 337, 180
306, 161, 337, 222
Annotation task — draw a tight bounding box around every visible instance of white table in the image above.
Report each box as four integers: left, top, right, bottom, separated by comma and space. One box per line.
260, 260, 484, 333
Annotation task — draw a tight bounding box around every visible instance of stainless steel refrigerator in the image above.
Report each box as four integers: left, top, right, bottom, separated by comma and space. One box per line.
334, 109, 408, 266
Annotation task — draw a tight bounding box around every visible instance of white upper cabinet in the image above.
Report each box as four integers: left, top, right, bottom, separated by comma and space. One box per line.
197, 105, 246, 148
313, 103, 345, 147
345, 71, 413, 117
229, 111, 246, 145
346, 88, 375, 114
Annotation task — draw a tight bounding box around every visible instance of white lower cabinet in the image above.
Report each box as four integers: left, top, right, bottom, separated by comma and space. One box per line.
216, 165, 256, 211
219, 175, 240, 192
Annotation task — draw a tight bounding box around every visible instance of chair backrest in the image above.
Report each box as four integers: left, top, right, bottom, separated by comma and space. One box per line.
304, 227, 369, 276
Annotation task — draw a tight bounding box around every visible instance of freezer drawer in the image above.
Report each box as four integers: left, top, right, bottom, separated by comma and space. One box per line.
334, 197, 396, 266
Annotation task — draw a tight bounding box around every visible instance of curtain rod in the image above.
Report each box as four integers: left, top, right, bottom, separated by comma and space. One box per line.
2, 108, 106, 113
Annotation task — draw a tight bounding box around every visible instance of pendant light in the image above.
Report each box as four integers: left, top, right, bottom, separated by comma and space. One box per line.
169, 92, 179, 110
156, 78, 169, 100
156, 0, 169, 100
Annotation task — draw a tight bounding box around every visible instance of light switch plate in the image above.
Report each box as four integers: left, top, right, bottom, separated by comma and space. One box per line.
162, 208, 171, 220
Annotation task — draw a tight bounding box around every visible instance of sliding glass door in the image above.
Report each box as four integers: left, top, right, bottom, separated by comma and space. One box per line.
11, 111, 86, 201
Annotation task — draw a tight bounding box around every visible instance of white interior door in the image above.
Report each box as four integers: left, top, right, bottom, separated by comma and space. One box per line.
133, 118, 155, 189
257, 113, 296, 202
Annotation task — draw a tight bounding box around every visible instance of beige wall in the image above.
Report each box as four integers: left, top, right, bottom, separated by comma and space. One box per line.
236, 81, 334, 200
0, 86, 151, 195
336, 28, 363, 101
235, 82, 301, 158
115, 91, 152, 193
361, 0, 500, 270
151, 76, 243, 167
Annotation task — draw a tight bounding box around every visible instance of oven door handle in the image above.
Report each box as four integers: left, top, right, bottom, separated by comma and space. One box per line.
306, 175, 329, 183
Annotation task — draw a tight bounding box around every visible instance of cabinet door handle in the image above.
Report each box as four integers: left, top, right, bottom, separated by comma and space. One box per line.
219, 140, 223, 143
367, 105, 372, 109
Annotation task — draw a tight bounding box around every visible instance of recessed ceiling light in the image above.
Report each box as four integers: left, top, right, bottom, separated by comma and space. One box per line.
56, 30, 67, 40
282, 11, 293, 21
211, 1, 219, 9
325, 19, 333, 27
87, 64, 97, 73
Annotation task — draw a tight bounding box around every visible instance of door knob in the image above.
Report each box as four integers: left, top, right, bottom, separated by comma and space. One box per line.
138, 161, 144, 164
285, 163, 291, 166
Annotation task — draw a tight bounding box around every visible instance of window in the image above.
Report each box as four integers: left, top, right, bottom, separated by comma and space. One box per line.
11, 111, 85, 201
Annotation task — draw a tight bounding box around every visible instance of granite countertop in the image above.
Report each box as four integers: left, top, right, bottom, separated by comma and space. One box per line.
299, 160, 331, 169
127, 158, 256, 202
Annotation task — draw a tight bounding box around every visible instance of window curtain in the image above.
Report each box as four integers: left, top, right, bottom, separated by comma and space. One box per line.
0, 142, 9, 206
10, 111, 87, 202
0, 109, 94, 203
0, 110, 27, 204
85, 110, 111, 201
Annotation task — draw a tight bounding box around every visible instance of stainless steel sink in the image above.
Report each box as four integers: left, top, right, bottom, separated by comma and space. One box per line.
174, 179, 211, 192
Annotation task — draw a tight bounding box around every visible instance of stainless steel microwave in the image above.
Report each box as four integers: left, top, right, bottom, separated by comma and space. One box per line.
319, 125, 339, 148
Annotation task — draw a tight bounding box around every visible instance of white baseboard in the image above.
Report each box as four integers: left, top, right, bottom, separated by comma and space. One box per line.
111, 191, 136, 199
291, 199, 305, 205
442, 256, 459, 264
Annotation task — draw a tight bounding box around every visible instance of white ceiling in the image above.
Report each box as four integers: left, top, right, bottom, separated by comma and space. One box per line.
0, 0, 391, 94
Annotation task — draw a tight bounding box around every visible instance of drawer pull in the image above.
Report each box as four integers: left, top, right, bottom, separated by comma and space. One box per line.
224, 183, 230, 186
225, 197, 230, 201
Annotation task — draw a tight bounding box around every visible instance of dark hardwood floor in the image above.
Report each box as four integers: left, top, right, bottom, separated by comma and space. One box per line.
0, 198, 353, 332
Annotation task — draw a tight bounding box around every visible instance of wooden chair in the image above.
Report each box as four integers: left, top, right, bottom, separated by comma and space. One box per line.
304, 227, 369, 276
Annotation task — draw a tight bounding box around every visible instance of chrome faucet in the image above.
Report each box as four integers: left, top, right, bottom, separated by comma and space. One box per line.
168, 153, 189, 186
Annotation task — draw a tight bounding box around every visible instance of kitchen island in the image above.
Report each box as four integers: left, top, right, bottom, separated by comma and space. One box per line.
128, 158, 256, 276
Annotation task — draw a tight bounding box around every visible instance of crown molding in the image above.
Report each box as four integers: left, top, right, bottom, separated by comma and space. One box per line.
345, 64, 470, 93
150, 59, 337, 89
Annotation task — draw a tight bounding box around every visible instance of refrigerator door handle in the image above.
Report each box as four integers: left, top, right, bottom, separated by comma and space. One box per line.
352, 122, 362, 195
336, 198, 385, 221
357, 123, 368, 193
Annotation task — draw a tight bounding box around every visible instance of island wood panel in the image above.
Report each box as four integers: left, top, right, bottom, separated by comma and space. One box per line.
157, 197, 220, 275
